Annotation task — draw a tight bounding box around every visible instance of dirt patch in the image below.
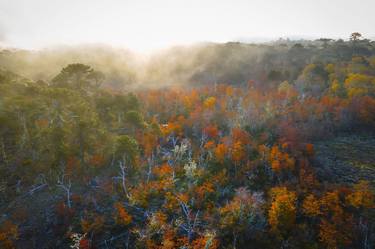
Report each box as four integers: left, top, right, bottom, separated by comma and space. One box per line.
313, 135, 375, 186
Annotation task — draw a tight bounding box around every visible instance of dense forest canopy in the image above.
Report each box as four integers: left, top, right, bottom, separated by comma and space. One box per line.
0, 34, 374, 248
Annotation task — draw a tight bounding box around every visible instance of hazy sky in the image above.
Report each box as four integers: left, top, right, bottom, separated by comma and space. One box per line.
0, 0, 374, 52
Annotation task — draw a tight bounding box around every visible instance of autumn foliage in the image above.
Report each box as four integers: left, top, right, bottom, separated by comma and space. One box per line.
1, 40, 375, 248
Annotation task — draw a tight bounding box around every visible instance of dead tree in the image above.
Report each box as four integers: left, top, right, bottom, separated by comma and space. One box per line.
177, 197, 200, 244
112, 161, 131, 199
57, 174, 72, 208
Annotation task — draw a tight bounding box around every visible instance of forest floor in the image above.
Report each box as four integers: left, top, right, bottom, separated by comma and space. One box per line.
314, 134, 375, 186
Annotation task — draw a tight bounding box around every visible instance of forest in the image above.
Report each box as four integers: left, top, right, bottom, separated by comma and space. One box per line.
0, 33, 374, 249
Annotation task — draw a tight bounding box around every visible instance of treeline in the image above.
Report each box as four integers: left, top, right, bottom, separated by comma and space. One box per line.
1, 33, 374, 89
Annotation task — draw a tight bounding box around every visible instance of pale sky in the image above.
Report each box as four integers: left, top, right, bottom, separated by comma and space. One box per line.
0, 0, 374, 52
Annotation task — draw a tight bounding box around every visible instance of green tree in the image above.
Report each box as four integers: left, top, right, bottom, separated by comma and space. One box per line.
52, 63, 104, 91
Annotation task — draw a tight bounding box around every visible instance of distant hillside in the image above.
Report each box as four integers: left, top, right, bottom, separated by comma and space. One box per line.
1, 36, 374, 90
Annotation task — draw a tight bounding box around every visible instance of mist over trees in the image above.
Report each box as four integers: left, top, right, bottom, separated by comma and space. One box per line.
1, 35, 374, 90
